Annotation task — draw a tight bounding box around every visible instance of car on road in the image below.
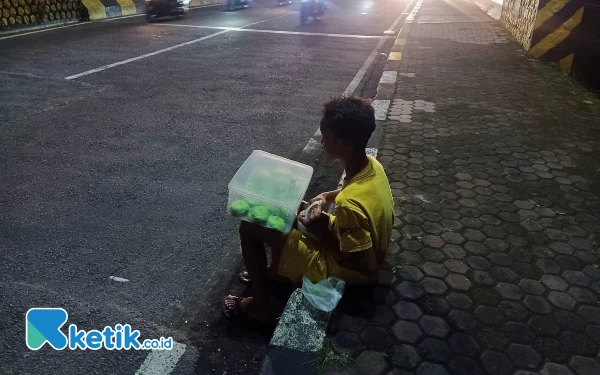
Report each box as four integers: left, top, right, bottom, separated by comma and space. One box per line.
146, 0, 189, 21
227, 0, 250, 11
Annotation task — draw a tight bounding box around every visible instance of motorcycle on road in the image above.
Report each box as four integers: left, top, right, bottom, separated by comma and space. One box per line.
299, 0, 325, 24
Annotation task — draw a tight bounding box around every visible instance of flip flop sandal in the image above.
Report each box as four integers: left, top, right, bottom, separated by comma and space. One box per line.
222, 296, 281, 327
222, 296, 244, 319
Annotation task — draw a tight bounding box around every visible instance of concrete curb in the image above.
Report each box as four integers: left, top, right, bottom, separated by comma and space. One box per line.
259, 290, 330, 375
371, 0, 421, 122
259, 2, 424, 373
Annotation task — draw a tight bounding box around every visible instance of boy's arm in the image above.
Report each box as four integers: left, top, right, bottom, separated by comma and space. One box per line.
300, 209, 379, 277
324, 233, 378, 277
326, 205, 380, 277
310, 189, 342, 204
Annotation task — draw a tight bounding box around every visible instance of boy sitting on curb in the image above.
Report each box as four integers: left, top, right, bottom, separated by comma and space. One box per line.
224, 96, 394, 323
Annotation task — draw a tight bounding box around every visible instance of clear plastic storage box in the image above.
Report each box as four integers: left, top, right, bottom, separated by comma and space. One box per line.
227, 150, 314, 233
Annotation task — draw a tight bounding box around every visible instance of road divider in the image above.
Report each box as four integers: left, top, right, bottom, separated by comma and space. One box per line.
82, 0, 145, 20
82, 0, 225, 21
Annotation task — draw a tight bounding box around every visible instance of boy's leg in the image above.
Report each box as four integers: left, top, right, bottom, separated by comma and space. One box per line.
239, 201, 308, 283
225, 221, 288, 322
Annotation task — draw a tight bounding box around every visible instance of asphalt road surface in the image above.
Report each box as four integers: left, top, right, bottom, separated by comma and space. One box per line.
0, 0, 412, 373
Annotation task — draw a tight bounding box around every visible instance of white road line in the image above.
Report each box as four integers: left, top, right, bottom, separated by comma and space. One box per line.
341, 4, 409, 97
64, 29, 229, 80
152, 24, 394, 39
0, 22, 83, 41
303, 0, 410, 158
109, 276, 130, 282
387, 7, 410, 31
341, 46, 381, 97
64, 12, 295, 80
406, 0, 423, 23
135, 342, 186, 375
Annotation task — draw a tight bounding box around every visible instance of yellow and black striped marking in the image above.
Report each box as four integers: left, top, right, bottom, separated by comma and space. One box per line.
528, 0, 588, 74
82, 0, 144, 19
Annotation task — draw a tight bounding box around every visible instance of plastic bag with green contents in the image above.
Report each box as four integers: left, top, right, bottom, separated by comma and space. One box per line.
301, 277, 346, 312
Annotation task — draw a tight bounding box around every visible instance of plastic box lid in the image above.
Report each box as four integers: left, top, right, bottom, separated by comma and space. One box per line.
228, 150, 314, 208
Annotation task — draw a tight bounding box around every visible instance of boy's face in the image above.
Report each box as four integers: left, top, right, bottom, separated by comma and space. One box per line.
320, 117, 345, 160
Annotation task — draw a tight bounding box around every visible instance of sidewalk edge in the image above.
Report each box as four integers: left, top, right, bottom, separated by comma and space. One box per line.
371, 0, 421, 156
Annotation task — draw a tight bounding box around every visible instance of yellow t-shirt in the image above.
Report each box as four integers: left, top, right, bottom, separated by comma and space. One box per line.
325, 155, 394, 284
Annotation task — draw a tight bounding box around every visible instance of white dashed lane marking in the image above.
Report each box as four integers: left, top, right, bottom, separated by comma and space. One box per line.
135, 342, 186, 375
64, 13, 296, 80
109, 276, 130, 282
152, 24, 396, 39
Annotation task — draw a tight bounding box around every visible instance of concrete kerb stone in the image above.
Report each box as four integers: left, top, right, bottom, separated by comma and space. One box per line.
270, 290, 331, 353
260, 289, 333, 375
374, 21, 413, 103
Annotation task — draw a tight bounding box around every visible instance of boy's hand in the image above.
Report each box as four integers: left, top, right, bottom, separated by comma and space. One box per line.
310, 193, 329, 204
298, 204, 330, 238
310, 189, 341, 205
298, 200, 309, 214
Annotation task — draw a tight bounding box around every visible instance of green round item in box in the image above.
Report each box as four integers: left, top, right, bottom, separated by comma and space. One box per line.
267, 215, 286, 231
263, 204, 281, 216
248, 205, 270, 223
231, 200, 250, 217
245, 198, 263, 207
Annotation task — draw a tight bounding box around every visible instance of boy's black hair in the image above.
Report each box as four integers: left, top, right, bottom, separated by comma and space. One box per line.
321, 96, 376, 151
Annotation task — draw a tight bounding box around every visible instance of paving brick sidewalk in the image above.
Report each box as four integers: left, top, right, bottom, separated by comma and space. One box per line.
326, 0, 600, 374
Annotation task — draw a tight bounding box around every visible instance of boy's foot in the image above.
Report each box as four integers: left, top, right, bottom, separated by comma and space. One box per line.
222, 295, 275, 323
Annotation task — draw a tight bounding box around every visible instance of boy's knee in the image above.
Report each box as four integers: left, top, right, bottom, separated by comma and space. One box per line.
239, 221, 254, 236
239, 221, 258, 237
